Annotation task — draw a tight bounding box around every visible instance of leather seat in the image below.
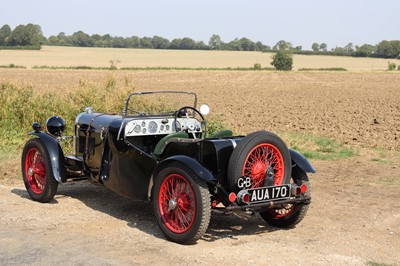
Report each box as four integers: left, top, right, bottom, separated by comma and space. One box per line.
208, 129, 233, 138
153, 132, 189, 156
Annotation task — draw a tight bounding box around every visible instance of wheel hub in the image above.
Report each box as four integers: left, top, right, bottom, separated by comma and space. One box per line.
266, 167, 274, 178
251, 162, 266, 176
168, 198, 177, 210
28, 167, 34, 177
265, 166, 275, 186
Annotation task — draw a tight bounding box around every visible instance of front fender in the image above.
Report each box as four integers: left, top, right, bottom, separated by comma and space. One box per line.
289, 149, 316, 174
29, 131, 67, 183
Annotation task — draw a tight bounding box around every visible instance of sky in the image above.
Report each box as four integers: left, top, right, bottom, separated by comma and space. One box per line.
2, 0, 399, 50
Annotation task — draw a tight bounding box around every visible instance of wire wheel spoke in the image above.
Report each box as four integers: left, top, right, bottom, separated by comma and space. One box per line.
25, 148, 47, 194
159, 174, 196, 234
243, 143, 285, 188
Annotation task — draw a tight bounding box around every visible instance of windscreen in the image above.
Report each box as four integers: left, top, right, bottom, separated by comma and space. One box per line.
125, 91, 197, 116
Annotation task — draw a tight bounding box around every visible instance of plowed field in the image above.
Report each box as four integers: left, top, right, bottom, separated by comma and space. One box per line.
2, 69, 400, 150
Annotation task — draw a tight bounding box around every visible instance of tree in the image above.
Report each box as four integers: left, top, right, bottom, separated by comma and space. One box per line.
195, 40, 209, 50
179, 37, 196, 49
10, 25, 28, 45
25, 24, 44, 46
111, 37, 126, 48
320, 43, 327, 51
139, 37, 153, 48
91, 34, 102, 46
255, 41, 264, 51
354, 44, 375, 57
151, 36, 170, 49
208, 34, 222, 50
237, 37, 256, 51
345, 42, 354, 52
331, 46, 349, 56
271, 51, 293, 71
273, 40, 292, 51
169, 38, 182, 49
376, 40, 400, 58
71, 31, 92, 47
311, 42, 319, 51
0, 24, 12, 45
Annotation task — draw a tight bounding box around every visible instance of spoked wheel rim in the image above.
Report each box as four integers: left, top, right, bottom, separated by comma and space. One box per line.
267, 205, 295, 218
267, 177, 296, 218
242, 143, 285, 188
158, 173, 196, 234
24, 147, 46, 194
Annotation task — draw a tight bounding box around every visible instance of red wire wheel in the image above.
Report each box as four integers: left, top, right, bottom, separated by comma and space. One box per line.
260, 167, 311, 228
266, 205, 295, 218
24, 147, 47, 194
153, 163, 211, 244
228, 131, 292, 192
242, 143, 285, 187
21, 138, 58, 203
158, 173, 196, 234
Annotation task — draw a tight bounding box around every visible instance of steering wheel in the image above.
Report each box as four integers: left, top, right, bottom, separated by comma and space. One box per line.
174, 106, 207, 138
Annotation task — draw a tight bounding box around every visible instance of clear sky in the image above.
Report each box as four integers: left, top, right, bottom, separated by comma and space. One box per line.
2, 0, 399, 50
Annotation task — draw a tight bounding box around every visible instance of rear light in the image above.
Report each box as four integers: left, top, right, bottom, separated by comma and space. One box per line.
237, 190, 250, 204
228, 192, 237, 202
291, 183, 308, 196
300, 183, 307, 194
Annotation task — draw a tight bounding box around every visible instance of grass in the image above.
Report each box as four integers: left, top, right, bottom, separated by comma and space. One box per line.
366, 260, 394, 266
0, 63, 26, 69
33, 65, 113, 70
0, 76, 132, 152
370, 147, 390, 163
281, 132, 357, 160
0, 79, 229, 155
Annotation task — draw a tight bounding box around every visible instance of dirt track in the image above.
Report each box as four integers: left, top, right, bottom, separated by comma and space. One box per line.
1, 152, 399, 265
1, 70, 400, 265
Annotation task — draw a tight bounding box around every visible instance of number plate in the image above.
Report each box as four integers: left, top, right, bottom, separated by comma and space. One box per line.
247, 185, 291, 204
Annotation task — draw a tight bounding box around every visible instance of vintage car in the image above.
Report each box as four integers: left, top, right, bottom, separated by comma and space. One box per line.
21, 91, 315, 244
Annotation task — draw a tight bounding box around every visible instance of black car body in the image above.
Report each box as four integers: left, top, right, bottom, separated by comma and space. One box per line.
22, 91, 315, 244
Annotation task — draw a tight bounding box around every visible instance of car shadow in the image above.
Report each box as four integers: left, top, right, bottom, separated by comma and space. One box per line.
12, 181, 281, 243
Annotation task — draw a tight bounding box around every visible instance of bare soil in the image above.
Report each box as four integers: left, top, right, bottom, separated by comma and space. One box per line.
1, 70, 400, 150
1, 151, 399, 265
1, 70, 400, 265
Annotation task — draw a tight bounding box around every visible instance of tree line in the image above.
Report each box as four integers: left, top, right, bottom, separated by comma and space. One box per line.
1, 24, 399, 59
0, 24, 43, 49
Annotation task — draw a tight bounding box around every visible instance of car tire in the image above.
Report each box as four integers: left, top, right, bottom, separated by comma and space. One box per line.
259, 166, 310, 228
21, 138, 58, 203
227, 131, 292, 192
153, 162, 211, 244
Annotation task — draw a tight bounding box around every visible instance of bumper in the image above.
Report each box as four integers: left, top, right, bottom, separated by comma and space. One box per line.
225, 195, 311, 212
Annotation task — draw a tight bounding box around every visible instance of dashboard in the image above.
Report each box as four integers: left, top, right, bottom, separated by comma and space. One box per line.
124, 117, 202, 137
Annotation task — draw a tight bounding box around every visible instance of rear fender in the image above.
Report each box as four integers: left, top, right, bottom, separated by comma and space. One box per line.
29, 131, 67, 183
289, 149, 316, 178
149, 155, 216, 198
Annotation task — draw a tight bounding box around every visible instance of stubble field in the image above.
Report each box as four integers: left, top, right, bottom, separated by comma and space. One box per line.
1, 46, 399, 70
1, 49, 400, 265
